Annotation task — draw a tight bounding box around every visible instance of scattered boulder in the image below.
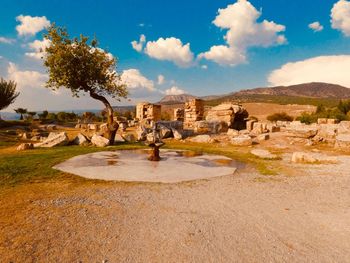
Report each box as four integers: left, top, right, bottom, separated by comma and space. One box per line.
124, 134, 136, 142
194, 121, 228, 134
88, 124, 98, 130
17, 143, 34, 151
227, 128, 239, 137
291, 152, 317, 163
91, 134, 110, 147
335, 134, 350, 149
251, 122, 268, 135
246, 119, 257, 132
20, 132, 30, 140
31, 135, 41, 141
118, 122, 128, 132
172, 128, 183, 140
286, 126, 318, 138
35, 132, 69, 148
251, 149, 278, 159
291, 151, 338, 164
47, 124, 57, 130
115, 134, 125, 142
231, 135, 252, 146
99, 123, 109, 133
159, 124, 173, 139
73, 133, 89, 145
190, 134, 214, 143
257, 133, 270, 141
136, 126, 148, 141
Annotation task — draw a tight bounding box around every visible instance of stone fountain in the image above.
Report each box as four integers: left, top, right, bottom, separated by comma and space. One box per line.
145, 121, 164, 161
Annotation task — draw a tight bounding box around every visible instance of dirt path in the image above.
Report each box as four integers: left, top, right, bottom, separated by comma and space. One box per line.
1, 163, 350, 262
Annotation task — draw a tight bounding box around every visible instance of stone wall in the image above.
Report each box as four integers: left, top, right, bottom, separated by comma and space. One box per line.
136, 102, 161, 122
173, 108, 184, 121
184, 99, 204, 129
206, 103, 248, 130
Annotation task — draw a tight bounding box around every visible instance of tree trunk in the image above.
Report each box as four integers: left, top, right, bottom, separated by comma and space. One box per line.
89, 91, 118, 145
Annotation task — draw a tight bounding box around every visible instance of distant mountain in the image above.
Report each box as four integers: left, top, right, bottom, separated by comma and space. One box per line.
158, 94, 197, 104
233, 82, 350, 99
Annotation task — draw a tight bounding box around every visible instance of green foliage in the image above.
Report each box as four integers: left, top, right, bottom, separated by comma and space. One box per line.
296, 113, 317, 124
267, 112, 293, 122
123, 110, 135, 120
0, 78, 19, 111
38, 110, 49, 120
13, 108, 27, 120
47, 112, 57, 120
82, 111, 96, 122
337, 100, 350, 115
296, 101, 350, 124
44, 25, 127, 100
316, 104, 325, 114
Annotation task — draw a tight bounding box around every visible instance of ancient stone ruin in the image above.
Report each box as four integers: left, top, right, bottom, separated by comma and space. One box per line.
173, 108, 184, 121
184, 99, 204, 129
205, 103, 249, 130
136, 102, 161, 122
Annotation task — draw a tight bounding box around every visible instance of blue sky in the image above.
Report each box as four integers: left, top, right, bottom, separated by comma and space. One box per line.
1, 0, 350, 111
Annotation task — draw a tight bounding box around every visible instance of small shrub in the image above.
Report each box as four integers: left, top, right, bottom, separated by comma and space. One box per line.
296, 113, 317, 124
267, 112, 293, 122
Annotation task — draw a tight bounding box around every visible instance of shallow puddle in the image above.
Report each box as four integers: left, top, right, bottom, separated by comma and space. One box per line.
53, 149, 244, 183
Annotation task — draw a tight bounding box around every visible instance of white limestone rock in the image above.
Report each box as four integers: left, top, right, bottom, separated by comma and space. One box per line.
91, 134, 110, 147
231, 135, 252, 146
35, 132, 69, 148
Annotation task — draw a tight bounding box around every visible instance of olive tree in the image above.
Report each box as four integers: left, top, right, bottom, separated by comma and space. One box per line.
0, 78, 19, 111
43, 25, 128, 144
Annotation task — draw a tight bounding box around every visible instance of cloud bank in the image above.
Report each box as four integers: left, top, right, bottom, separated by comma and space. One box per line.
268, 55, 350, 88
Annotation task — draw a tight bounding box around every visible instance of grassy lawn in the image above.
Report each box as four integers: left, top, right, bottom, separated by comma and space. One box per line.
0, 140, 280, 189
0, 143, 145, 188
164, 141, 280, 176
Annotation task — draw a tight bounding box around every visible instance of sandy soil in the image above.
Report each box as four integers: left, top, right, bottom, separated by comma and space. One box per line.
242, 103, 316, 121
1, 160, 350, 262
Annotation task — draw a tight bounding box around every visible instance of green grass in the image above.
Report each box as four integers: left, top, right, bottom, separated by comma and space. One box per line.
0, 143, 145, 188
0, 140, 280, 189
164, 141, 279, 176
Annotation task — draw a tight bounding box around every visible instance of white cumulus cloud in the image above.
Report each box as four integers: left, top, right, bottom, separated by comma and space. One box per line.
308, 21, 324, 32
131, 34, 146, 52
16, 15, 51, 36
121, 68, 155, 92
331, 0, 350, 36
165, 86, 186, 95
7, 62, 47, 89
268, 55, 350, 88
199, 0, 286, 66
25, 38, 51, 59
157, 74, 165, 85
144, 37, 194, 67
198, 45, 246, 66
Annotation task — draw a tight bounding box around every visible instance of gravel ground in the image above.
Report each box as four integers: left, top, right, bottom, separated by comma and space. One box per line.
1, 158, 350, 263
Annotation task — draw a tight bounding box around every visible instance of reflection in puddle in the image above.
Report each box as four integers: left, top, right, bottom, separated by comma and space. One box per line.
176, 150, 203, 158
70, 149, 245, 170
55, 149, 244, 183
107, 160, 118, 165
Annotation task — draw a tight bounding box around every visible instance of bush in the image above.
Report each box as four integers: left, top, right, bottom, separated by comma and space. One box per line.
267, 112, 293, 122
296, 113, 318, 124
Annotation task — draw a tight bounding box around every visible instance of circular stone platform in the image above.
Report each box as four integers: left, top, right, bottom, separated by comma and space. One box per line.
53, 149, 243, 183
